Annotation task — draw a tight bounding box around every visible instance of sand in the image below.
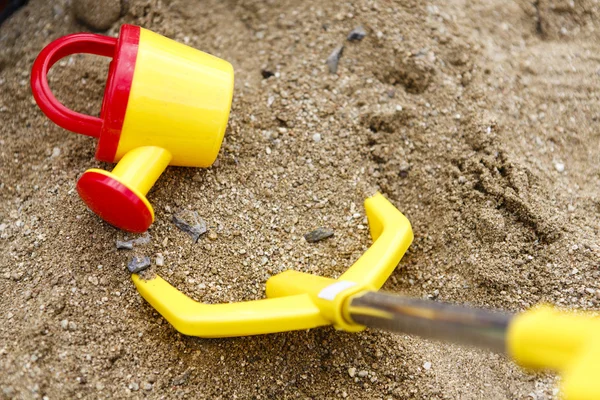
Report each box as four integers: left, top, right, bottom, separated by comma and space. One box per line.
1, 0, 599, 398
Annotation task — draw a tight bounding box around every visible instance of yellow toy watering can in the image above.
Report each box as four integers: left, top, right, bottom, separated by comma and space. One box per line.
133, 193, 600, 400
31, 24, 234, 232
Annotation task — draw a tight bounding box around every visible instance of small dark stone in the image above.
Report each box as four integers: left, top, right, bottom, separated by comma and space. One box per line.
261, 69, 275, 79
347, 26, 367, 42
172, 210, 207, 243
127, 256, 151, 274
326, 45, 344, 74
399, 164, 411, 178
304, 228, 334, 243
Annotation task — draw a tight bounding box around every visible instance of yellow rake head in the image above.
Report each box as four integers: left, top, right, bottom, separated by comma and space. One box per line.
132, 193, 413, 337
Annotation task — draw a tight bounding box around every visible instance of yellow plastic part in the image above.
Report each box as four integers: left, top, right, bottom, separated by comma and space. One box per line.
86, 146, 172, 221
508, 306, 600, 400
116, 28, 234, 167
76, 28, 233, 232
111, 146, 172, 195
132, 192, 414, 337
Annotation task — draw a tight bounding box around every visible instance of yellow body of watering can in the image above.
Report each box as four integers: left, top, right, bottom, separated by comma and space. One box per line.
31, 24, 234, 232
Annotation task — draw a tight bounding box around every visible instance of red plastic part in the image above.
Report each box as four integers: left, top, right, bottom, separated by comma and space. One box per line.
31, 33, 116, 137
95, 25, 140, 162
30, 25, 141, 162
76, 170, 153, 233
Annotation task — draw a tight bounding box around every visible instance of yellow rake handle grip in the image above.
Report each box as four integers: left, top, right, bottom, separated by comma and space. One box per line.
508, 307, 600, 400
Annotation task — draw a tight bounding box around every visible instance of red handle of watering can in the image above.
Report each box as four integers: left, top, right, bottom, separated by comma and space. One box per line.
31, 33, 118, 138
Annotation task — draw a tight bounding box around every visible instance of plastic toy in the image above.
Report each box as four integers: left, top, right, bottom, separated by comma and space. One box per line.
133, 192, 600, 400
133, 193, 413, 336
31, 24, 234, 232
349, 291, 600, 400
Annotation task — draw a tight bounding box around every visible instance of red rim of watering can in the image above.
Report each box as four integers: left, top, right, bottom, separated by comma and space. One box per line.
30, 24, 141, 163
77, 170, 153, 233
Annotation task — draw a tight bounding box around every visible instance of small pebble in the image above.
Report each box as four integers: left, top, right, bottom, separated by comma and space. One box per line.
116, 240, 133, 250
172, 210, 207, 243
128, 382, 139, 391
357, 370, 369, 378
326, 45, 344, 74
554, 162, 565, 173
116, 233, 151, 250
347, 26, 367, 41
142, 382, 153, 391
172, 371, 191, 386
60, 319, 69, 330
208, 232, 218, 240
423, 361, 432, 370
53, 4, 64, 17
156, 253, 164, 267
348, 367, 356, 378
304, 227, 334, 243
133, 233, 151, 245
312, 133, 322, 143
51, 147, 61, 158
128, 256, 151, 274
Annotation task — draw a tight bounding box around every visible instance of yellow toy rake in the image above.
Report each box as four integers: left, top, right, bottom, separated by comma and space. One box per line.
133, 193, 600, 400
